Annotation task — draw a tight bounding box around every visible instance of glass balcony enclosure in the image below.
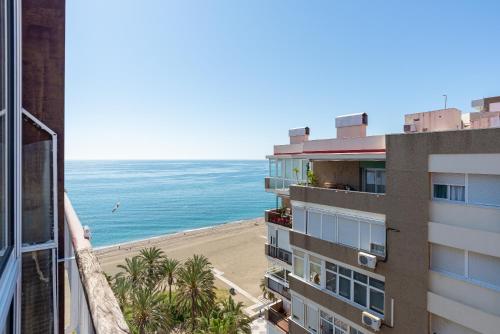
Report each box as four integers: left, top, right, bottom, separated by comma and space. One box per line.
267, 158, 308, 192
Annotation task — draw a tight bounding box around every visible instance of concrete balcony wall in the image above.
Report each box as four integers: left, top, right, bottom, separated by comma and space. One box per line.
429, 271, 500, 317
428, 292, 500, 334
290, 185, 386, 214
430, 201, 500, 234
303, 135, 386, 154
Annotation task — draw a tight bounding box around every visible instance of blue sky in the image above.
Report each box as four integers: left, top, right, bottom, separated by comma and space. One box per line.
65, 0, 500, 160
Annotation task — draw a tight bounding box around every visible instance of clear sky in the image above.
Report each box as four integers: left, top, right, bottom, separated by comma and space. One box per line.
65, 0, 500, 160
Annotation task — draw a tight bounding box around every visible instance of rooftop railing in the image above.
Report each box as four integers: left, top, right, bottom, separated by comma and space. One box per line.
64, 193, 130, 334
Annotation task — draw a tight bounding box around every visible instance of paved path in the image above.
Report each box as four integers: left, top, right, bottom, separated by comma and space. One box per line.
213, 268, 261, 305
250, 316, 267, 334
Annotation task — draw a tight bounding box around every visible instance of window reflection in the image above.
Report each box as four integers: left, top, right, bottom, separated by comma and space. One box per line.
22, 114, 55, 246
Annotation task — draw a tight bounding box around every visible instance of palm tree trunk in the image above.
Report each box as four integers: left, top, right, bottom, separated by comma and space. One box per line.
191, 293, 195, 332
168, 284, 172, 304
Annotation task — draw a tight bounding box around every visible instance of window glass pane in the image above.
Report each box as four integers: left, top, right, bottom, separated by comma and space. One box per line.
294, 256, 304, 278
326, 262, 337, 272
339, 276, 350, 299
376, 170, 386, 193
338, 215, 358, 248
285, 159, 293, 179
365, 170, 376, 193
0, 0, 12, 275
1, 300, 13, 334
369, 289, 384, 314
292, 296, 304, 325
369, 277, 385, 290
468, 174, 500, 207
321, 318, 333, 334
301, 160, 308, 181
276, 160, 282, 177
449, 185, 465, 202
308, 211, 322, 238
353, 272, 367, 283
353, 282, 367, 307
370, 224, 385, 253
293, 206, 306, 233
359, 222, 370, 251
468, 251, 500, 288
433, 184, 448, 199
306, 305, 318, 333
430, 243, 465, 276
269, 159, 276, 177
309, 256, 322, 285
322, 214, 336, 243
334, 318, 348, 331
326, 271, 336, 293
22, 114, 55, 246
22, 249, 54, 333
339, 266, 351, 277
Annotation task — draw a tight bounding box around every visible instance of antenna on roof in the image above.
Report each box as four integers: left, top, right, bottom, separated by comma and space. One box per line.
443, 94, 448, 109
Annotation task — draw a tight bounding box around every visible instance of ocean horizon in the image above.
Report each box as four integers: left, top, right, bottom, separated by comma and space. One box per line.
65, 160, 274, 247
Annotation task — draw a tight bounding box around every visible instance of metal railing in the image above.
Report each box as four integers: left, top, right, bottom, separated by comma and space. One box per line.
266, 302, 289, 333
64, 193, 130, 334
265, 244, 292, 265
266, 277, 291, 300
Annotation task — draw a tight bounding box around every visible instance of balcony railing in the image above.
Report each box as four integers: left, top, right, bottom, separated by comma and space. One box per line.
265, 244, 292, 265
265, 209, 292, 228
290, 185, 386, 215
64, 193, 130, 334
266, 276, 291, 300
266, 301, 289, 333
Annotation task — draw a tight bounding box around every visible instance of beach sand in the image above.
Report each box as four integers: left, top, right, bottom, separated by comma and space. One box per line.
96, 218, 268, 307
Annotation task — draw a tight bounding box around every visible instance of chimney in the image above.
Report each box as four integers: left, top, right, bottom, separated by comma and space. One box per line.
289, 127, 310, 144
335, 113, 368, 139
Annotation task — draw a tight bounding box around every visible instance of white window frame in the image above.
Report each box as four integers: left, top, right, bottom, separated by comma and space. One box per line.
430, 243, 500, 292
0, 0, 21, 331
291, 247, 385, 318
292, 293, 369, 334
292, 203, 386, 257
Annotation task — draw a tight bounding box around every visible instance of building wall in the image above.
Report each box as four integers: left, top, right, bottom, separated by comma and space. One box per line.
313, 161, 361, 190
385, 127, 500, 334
22, 0, 65, 332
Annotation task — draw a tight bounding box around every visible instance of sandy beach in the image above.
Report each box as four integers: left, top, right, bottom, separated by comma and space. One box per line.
96, 218, 268, 308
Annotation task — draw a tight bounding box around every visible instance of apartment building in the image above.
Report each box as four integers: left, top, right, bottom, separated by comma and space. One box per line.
263, 102, 500, 334
0, 1, 127, 333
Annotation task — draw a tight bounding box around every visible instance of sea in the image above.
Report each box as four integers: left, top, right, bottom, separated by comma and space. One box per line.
65, 160, 275, 247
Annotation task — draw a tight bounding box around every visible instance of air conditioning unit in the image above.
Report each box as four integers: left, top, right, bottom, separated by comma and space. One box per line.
358, 252, 377, 269
362, 311, 381, 331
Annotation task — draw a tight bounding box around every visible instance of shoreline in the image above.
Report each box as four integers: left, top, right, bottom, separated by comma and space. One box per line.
95, 217, 265, 255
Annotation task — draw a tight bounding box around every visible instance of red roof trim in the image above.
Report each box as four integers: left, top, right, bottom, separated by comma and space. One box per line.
273, 148, 386, 155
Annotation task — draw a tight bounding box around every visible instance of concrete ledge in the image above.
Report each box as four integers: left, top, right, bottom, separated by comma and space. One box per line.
428, 292, 500, 334
429, 221, 500, 258
290, 185, 386, 214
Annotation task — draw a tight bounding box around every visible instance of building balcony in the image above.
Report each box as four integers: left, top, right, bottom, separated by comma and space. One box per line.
265, 177, 299, 196
265, 209, 292, 229
265, 268, 291, 300
64, 193, 129, 334
290, 184, 386, 214
265, 244, 292, 266
266, 301, 290, 334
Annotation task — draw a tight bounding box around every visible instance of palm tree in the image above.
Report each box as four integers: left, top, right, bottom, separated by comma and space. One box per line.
139, 247, 165, 287
161, 257, 180, 303
128, 287, 171, 334
112, 276, 132, 311
176, 254, 216, 332
117, 256, 145, 288
219, 296, 251, 334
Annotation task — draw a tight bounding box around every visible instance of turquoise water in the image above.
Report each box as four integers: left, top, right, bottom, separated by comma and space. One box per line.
65, 160, 274, 247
